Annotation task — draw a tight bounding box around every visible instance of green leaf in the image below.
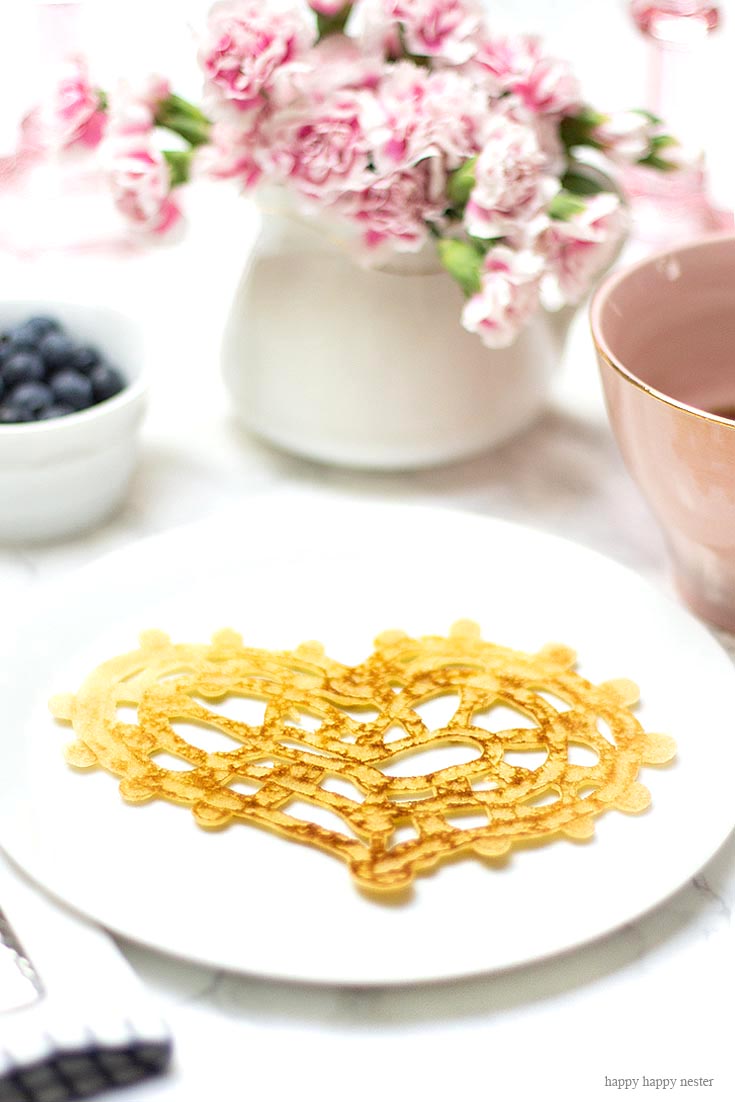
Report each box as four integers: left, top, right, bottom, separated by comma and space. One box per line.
637, 153, 678, 172
164, 149, 193, 188
157, 112, 211, 148
548, 190, 588, 221
162, 94, 210, 124
637, 130, 681, 172
436, 238, 483, 297
316, 5, 351, 38
155, 95, 212, 147
468, 233, 502, 250
633, 108, 663, 126
446, 157, 477, 212
559, 106, 606, 152
560, 169, 607, 197
577, 106, 607, 128
95, 88, 108, 112
650, 133, 677, 152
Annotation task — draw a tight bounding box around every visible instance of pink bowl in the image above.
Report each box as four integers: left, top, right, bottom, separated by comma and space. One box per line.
591, 233, 735, 631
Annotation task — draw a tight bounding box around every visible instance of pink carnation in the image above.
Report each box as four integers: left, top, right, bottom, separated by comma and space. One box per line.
352, 0, 483, 63
49, 58, 106, 149
471, 34, 581, 116
199, 0, 316, 114
335, 162, 444, 251
104, 100, 181, 235
309, 0, 348, 12
370, 63, 487, 177
465, 116, 558, 239
349, 0, 402, 57
135, 74, 172, 112
530, 115, 566, 177
421, 69, 489, 168
262, 90, 374, 199
391, 0, 483, 62
592, 110, 653, 164
277, 36, 383, 100
461, 246, 543, 348
194, 119, 263, 187
106, 86, 156, 138
538, 193, 626, 306
108, 140, 182, 235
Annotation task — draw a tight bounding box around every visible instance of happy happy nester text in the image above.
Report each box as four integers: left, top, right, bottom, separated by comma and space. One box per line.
605, 1078, 713, 1091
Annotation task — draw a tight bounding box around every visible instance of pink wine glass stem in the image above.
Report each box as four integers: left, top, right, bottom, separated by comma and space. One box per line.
631, 1, 720, 146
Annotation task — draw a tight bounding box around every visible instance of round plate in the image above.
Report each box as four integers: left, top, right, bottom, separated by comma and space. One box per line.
1, 495, 733, 985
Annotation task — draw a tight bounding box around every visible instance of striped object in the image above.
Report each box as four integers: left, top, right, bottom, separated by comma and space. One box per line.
0, 855, 171, 1102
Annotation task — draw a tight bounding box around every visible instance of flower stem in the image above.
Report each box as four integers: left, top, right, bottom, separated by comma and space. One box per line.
316, 5, 351, 39
164, 149, 194, 187
155, 94, 212, 147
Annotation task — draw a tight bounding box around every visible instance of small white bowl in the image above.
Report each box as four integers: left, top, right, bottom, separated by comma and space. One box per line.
0, 300, 147, 542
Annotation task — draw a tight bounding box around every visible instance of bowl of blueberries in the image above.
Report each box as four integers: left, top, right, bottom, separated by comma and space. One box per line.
0, 301, 147, 541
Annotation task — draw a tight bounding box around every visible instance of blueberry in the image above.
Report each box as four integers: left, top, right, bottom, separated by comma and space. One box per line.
0, 405, 33, 424
7, 320, 36, 342
90, 364, 125, 403
39, 331, 76, 371
23, 315, 62, 341
0, 334, 36, 362
66, 345, 100, 374
2, 350, 45, 387
50, 370, 94, 411
9, 322, 43, 348
36, 403, 75, 420
12, 381, 53, 414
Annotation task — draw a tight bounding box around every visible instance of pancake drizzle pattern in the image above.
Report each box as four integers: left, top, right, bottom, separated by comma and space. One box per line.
50, 620, 676, 892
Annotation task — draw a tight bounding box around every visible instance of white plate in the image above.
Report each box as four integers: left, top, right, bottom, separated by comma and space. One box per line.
1, 495, 734, 985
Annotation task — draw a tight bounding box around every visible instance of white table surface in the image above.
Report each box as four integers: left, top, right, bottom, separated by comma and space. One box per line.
1, 185, 733, 1101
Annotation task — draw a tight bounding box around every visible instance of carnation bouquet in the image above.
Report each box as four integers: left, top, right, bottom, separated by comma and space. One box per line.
36, 0, 679, 348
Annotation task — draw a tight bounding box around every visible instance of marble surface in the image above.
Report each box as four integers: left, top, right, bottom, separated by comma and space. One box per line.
1, 192, 733, 1101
